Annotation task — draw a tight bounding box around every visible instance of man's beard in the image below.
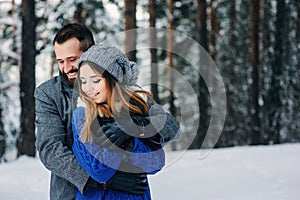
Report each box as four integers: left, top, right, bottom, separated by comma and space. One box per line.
61, 69, 78, 87
67, 77, 76, 87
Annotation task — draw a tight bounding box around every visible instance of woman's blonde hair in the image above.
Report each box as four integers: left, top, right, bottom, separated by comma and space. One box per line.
78, 62, 151, 143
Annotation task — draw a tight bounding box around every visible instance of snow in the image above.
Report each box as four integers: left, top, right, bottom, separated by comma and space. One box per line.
0, 143, 299, 200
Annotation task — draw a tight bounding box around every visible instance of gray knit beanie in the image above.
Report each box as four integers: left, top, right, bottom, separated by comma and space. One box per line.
78, 44, 139, 85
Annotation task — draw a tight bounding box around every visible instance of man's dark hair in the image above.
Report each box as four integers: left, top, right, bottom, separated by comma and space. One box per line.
53, 23, 95, 51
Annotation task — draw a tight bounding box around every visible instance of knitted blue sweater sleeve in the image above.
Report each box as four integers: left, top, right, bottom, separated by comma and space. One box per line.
72, 107, 123, 183
128, 138, 165, 174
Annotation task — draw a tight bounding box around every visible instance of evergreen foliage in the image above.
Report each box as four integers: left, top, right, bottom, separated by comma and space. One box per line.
0, 0, 299, 159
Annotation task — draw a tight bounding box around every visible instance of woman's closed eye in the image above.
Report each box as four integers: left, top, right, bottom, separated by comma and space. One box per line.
93, 79, 101, 84
80, 78, 102, 85
80, 79, 86, 84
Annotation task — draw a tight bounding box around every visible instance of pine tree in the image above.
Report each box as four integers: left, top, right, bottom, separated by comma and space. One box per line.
215, 0, 251, 147
0, 0, 22, 160
17, 0, 36, 157
267, 0, 286, 144
249, 0, 261, 144
124, 0, 137, 61
148, 0, 160, 103
190, 0, 210, 149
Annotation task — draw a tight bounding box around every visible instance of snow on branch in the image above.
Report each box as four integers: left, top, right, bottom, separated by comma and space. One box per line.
0, 17, 17, 27
0, 50, 20, 61
0, 81, 18, 91
0, 0, 13, 4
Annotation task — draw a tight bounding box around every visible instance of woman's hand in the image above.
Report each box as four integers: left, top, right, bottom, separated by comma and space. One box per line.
90, 116, 134, 151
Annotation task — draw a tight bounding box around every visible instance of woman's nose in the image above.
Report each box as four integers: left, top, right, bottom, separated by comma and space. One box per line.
84, 83, 95, 95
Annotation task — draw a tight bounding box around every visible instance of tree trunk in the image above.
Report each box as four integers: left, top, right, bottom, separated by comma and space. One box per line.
124, 0, 137, 61
190, 0, 209, 149
249, 0, 261, 145
17, 0, 36, 157
297, 2, 300, 47
209, 0, 218, 61
261, 0, 272, 144
167, 0, 177, 150
74, 3, 83, 23
198, 0, 208, 51
0, 104, 4, 159
148, 0, 159, 103
167, 0, 176, 115
269, 0, 286, 144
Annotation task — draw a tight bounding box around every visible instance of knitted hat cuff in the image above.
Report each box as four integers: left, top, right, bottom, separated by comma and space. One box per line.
78, 44, 139, 85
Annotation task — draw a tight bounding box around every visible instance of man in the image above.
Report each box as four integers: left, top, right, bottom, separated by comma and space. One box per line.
35, 23, 179, 200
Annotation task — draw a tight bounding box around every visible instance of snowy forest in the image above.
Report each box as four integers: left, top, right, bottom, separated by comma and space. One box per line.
0, 0, 299, 162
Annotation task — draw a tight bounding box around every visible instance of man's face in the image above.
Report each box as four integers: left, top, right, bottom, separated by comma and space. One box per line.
54, 37, 83, 86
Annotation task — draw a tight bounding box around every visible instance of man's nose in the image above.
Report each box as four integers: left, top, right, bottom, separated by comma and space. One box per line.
63, 61, 72, 71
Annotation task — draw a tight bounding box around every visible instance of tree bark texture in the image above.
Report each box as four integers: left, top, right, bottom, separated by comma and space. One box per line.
249, 0, 261, 144
124, 0, 137, 61
17, 0, 36, 157
148, 0, 159, 103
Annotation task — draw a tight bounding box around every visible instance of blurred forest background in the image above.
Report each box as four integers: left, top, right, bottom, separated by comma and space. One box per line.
0, 0, 299, 162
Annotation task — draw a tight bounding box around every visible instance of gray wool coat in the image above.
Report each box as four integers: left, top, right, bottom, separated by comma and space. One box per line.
35, 74, 180, 200
35, 74, 88, 200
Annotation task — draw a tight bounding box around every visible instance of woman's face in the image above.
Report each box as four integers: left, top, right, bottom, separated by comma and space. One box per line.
79, 63, 108, 104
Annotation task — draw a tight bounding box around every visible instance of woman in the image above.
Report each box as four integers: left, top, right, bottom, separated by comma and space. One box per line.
72, 44, 166, 199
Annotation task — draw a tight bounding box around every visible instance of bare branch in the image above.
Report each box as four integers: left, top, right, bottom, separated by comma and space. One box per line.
0, 81, 18, 91
0, 50, 20, 60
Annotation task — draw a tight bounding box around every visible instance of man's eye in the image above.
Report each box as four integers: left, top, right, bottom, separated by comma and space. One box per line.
69, 57, 78, 62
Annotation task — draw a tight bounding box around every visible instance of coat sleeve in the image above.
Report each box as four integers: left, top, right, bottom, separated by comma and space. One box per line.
73, 110, 165, 176
126, 138, 165, 174
34, 86, 89, 194
72, 107, 124, 183
149, 103, 180, 143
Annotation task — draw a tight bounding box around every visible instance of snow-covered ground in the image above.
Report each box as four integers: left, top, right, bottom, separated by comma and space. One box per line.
0, 143, 299, 200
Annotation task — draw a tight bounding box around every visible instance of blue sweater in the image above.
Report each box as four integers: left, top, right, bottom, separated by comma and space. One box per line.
72, 107, 165, 199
